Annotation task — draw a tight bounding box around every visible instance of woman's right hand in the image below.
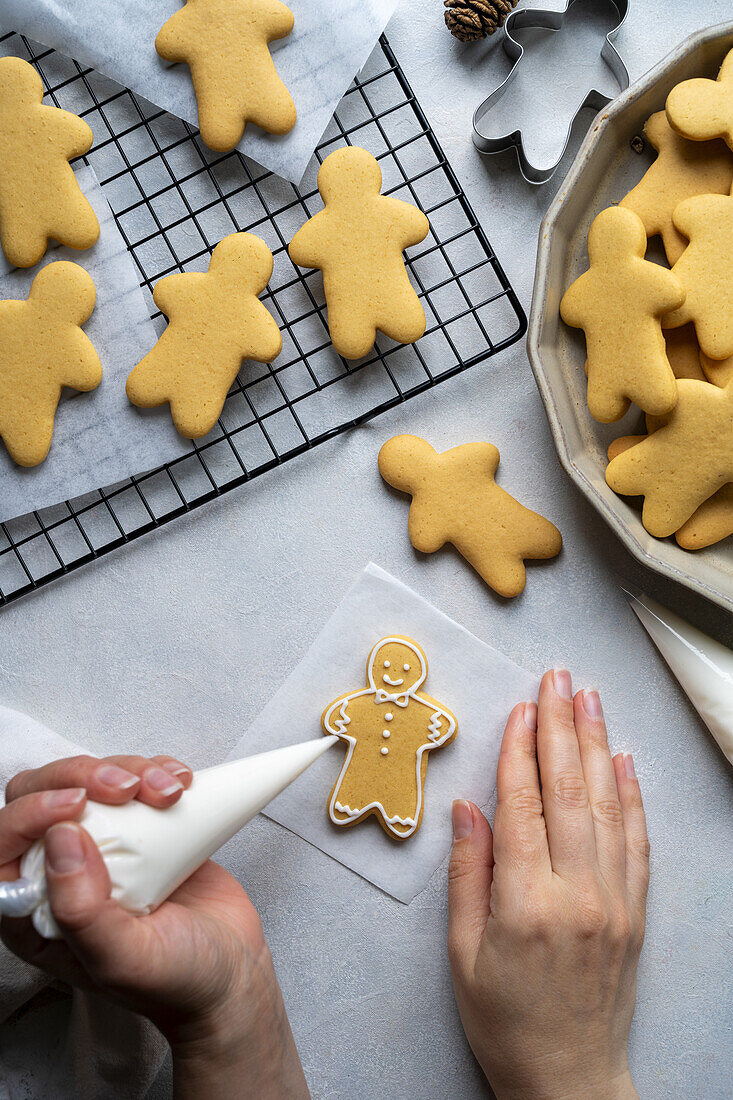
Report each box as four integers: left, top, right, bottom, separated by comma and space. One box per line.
0, 754, 309, 1099
448, 670, 650, 1100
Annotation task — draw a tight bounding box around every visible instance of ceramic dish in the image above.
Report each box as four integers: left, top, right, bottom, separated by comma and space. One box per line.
527, 21, 733, 613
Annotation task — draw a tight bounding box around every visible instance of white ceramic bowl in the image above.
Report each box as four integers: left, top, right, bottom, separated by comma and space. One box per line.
527, 21, 733, 614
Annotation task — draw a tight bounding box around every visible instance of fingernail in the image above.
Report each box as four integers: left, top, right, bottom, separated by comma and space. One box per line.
45, 823, 85, 874
144, 767, 183, 795
452, 799, 474, 841
624, 753, 636, 779
161, 761, 191, 778
582, 690, 603, 720
97, 764, 139, 790
523, 701, 538, 732
553, 668, 572, 700
43, 787, 85, 809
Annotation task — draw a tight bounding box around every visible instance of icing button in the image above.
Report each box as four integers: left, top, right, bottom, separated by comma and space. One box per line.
381, 747, 389, 755
385, 712, 393, 721
382, 729, 390, 738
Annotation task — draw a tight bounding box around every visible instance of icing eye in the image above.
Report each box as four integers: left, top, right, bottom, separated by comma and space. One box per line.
403, 663, 410, 671
383, 660, 390, 668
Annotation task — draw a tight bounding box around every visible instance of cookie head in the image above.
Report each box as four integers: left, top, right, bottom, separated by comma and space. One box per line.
29, 261, 96, 326
378, 434, 437, 492
587, 205, 646, 263
0, 55, 42, 111
317, 146, 382, 204
209, 231, 274, 292
367, 637, 426, 694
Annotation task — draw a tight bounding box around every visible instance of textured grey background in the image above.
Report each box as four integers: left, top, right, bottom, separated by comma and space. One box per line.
0, 1, 731, 1097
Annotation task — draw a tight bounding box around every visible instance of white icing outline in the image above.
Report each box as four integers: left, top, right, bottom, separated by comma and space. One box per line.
323, 637, 456, 838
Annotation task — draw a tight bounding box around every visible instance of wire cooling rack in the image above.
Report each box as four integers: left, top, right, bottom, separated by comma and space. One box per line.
0, 30, 525, 607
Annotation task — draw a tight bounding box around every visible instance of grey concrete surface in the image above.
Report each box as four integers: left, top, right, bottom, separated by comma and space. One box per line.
1, 2, 731, 1097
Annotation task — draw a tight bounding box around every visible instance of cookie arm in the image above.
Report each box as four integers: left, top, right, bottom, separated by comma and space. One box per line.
152, 273, 200, 319
47, 107, 94, 160
416, 697, 456, 746
264, 0, 296, 40
288, 215, 326, 270
383, 198, 429, 249
321, 693, 354, 738
559, 274, 589, 329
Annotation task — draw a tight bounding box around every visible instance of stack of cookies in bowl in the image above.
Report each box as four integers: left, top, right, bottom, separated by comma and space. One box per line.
560, 47, 733, 552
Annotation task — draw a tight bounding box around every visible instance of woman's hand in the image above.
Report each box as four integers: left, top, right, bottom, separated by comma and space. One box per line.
448, 670, 649, 1100
0, 754, 309, 1100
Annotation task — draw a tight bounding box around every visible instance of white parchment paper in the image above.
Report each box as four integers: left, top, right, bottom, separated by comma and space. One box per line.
229, 562, 539, 902
0, 0, 399, 185
0, 164, 190, 525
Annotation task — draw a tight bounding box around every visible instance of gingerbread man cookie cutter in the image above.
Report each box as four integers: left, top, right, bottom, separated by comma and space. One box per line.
472, 0, 630, 184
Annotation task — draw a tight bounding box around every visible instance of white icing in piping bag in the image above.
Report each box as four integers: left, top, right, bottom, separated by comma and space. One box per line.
1, 736, 337, 938
623, 588, 733, 766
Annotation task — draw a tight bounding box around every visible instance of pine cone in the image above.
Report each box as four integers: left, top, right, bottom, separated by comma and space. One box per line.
444, 0, 517, 42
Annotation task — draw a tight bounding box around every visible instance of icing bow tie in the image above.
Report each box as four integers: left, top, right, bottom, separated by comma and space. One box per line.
374, 690, 410, 706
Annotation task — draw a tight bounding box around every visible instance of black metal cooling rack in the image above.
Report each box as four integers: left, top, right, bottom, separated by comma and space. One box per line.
0, 30, 525, 607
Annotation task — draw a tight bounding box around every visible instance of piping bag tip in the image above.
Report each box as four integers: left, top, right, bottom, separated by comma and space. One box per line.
622, 587, 733, 767
18, 734, 339, 939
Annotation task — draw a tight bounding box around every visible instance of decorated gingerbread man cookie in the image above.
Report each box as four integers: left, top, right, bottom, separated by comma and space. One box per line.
322, 636, 456, 840
560, 206, 685, 422
664, 190, 733, 361
0, 262, 100, 467
126, 233, 281, 439
605, 378, 733, 537
0, 56, 99, 268
378, 435, 562, 598
155, 0, 296, 152
620, 110, 733, 265
666, 47, 733, 150
288, 147, 429, 360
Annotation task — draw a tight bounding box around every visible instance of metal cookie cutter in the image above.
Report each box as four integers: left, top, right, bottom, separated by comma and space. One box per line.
472, 0, 630, 184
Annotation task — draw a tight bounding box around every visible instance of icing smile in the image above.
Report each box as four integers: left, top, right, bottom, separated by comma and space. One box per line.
382, 673, 404, 687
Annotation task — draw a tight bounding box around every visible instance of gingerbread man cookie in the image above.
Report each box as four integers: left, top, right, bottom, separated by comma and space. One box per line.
288, 147, 429, 360
322, 635, 456, 840
0, 56, 99, 268
0, 261, 100, 467
378, 436, 562, 598
620, 111, 733, 265
664, 190, 733, 361
155, 0, 296, 152
666, 47, 733, 150
126, 233, 281, 439
560, 206, 685, 422
675, 484, 733, 549
605, 378, 733, 537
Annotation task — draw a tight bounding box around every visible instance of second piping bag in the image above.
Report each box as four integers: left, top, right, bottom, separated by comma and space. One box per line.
1, 736, 337, 939
624, 588, 733, 766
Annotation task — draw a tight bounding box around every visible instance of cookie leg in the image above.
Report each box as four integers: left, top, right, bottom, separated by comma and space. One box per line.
51, 195, 100, 253
330, 804, 358, 826
1, 409, 55, 467
327, 304, 376, 360
248, 81, 296, 137
380, 292, 426, 347
0, 218, 48, 269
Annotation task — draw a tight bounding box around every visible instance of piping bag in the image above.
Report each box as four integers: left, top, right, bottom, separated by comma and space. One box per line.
623, 588, 733, 766
0, 736, 337, 938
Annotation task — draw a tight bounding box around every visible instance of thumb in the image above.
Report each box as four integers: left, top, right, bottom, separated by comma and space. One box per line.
447, 800, 493, 977
44, 822, 149, 986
